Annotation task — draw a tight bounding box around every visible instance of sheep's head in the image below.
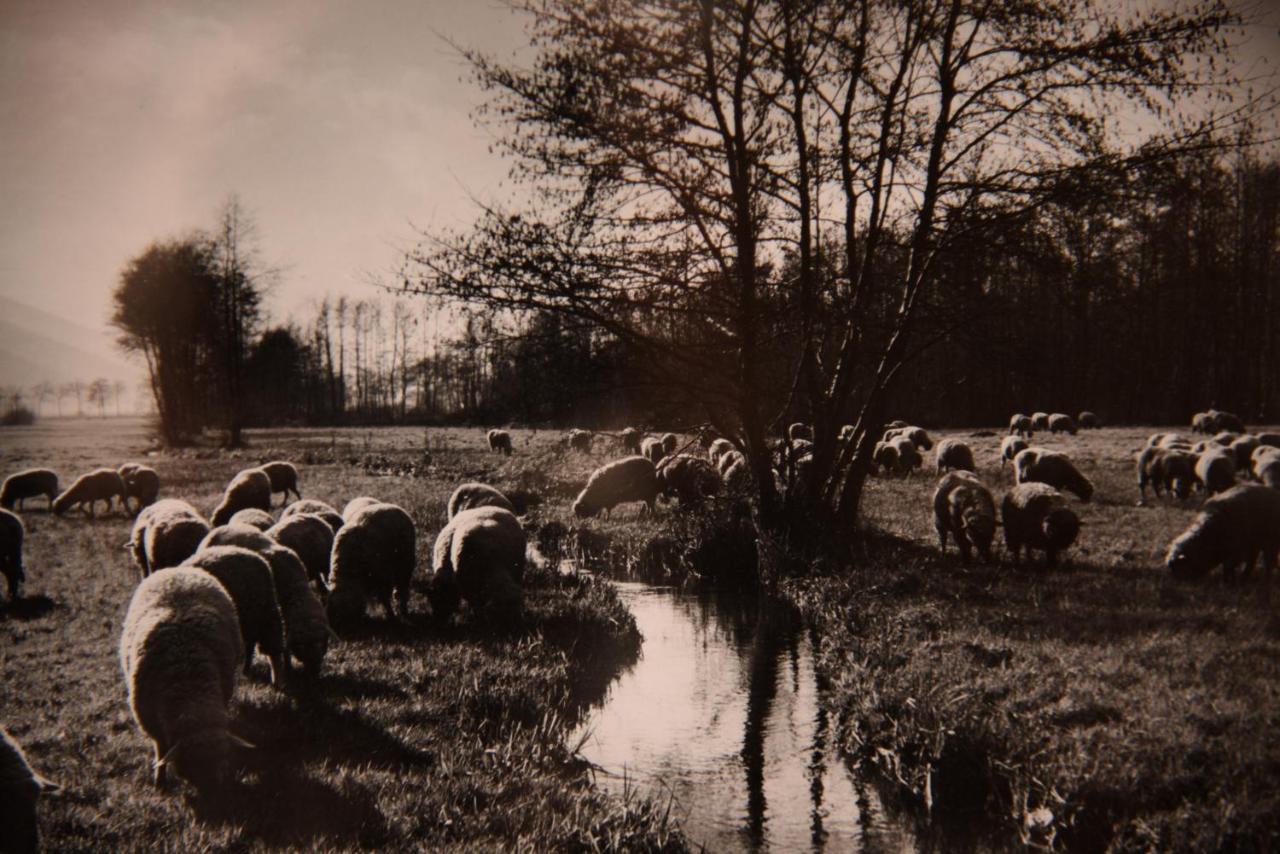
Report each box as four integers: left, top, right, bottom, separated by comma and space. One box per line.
964, 511, 996, 560
294, 634, 330, 678
1166, 517, 1217, 580
163, 730, 248, 792
324, 584, 366, 630
571, 497, 598, 518
426, 577, 461, 622
1043, 508, 1080, 552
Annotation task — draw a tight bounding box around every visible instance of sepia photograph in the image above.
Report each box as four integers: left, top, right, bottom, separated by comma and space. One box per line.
1, 0, 1278, 850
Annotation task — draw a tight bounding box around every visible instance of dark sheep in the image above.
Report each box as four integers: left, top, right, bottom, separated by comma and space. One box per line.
1136, 447, 1195, 502
1229, 435, 1260, 474
1, 508, 26, 601
267, 513, 336, 587
447, 483, 515, 520
932, 471, 995, 563
1048, 413, 1077, 435
641, 437, 666, 466
574, 456, 659, 518
1014, 449, 1094, 502
1030, 412, 1050, 432
487, 429, 513, 456
934, 438, 976, 474
567, 429, 593, 453
0, 468, 59, 511
1195, 448, 1237, 495
210, 468, 272, 527
1008, 414, 1033, 437
429, 506, 526, 622
872, 441, 899, 476
1166, 484, 1280, 581
119, 465, 161, 514
1002, 482, 1080, 568
619, 427, 642, 455
1, 726, 61, 851
326, 502, 417, 629
1211, 411, 1245, 433
52, 468, 127, 517
1256, 432, 1280, 449
182, 546, 287, 685
656, 454, 722, 505
280, 499, 344, 533
1077, 411, 1100, 429
259, 461, 301, 505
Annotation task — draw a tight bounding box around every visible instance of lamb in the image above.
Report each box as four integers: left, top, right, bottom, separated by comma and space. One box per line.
1165, 484, 1280, 581
1013, 448, 1094, 501
787, 422, 813, 443
181, 546, 286, 685
487, 429, 513, 456
280, 499, 344, 533
326, 502, 417, 628
447, 482, 515, 520
641, 437, 666, 465
708, 437, 734, 464
210, 468, 272, 527
229, 508, 275, 531
1030, 412, 1051, 432
1002, 483, 1080, 568
129, 499, 210, 578
567, 429, 593, 453
1229, 435, 1261, 473
619, 427, 642, 455
1136, 447, 1195, 502
661, 432, 679, 455
342, 496, 383, 521
889, 435, 922, 476
52, 468, 126, 517
0, 468, 59, 511
573, 456, 659, 518
119, 465, 161, 514
1, 508, 25, 601
1078, 411, 1100, 429
1008, 414, 1033, 437
1001, 436, 1028, 467
259, 461, 301, 505
266, 514, 336, 587
656, 454, 722, 505
1, 726, 61, 852
932, 472, 996, 563
1195, 448, 1236, 495
1048, 413, 1078, 435
934, 438, 976, 474
873, 441, 899, 475
119, 567, 249, 789
429, 506, 526, 621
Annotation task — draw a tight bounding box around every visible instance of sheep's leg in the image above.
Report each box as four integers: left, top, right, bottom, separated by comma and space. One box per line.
267, 651, 287, 687
957, 532, 972, 564
936, 524, 948, 553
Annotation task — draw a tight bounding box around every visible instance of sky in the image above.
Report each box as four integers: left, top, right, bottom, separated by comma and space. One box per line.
0, 0, 1276, 350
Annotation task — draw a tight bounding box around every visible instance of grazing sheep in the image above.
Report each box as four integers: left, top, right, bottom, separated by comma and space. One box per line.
119, 567, 249, 789
619, 427, 642, 455
873, 441, 899, 475
722, 454, 751, 491
1254, 454, 1280, 489
1256, 432, 1280, 449
118, 465, 160, 514
709, 437, 734, 464
656, 454, 722, 505
1, 508, 25, 601
0, 469, 59, 512
1191, 441, 1213, 454
1212, 431, 1240, 447
1212, 411, 1245, 433
660, 432, 679, 455
280, 499, 344, 533
326, 502, 417, 628
259, 461, 301, 505
567, 429, 593, 453
1030, 412, 1050, 432
342, 496, 382, 522
1001, 436, 1028, 467
1137, 447, 1196, 502
52, 468, 126, 517
934, 438, 976, 474
641, 437, 666, 465
1002, 483, 1080, 568
259, 546, 332, 677
1191, 411, 1214, 434
1195, 448, 1237, 495
1008, 414, 1033, 437
884, 426, 933, 450
1048, 413, 1078, 435
210, 468, 272, 527
487, 429, 513, 456
933, 472, 996, 563
429, 506, 526, 621
266, 514, 335, 587
1166, 484, 1280, 581
1, 726, 61, 852
1229, 435, 1261, 474
1014, 448, 1093, 501
228, 508, 275, 531
199, 523, 276, 554
1078, 411, 1100, 429
717, 449, 744, 477
129, 500, 210, 578
182, 546, 287, 685
889, 435, 923, 476
885, 420, 909, 430
447, 483, 515, 520
573, 456, 659, 518
1252, 445, 1280, 468
787, 423, 813, 443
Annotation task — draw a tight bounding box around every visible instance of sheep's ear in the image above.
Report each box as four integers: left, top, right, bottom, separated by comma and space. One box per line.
228, 733, 257, 751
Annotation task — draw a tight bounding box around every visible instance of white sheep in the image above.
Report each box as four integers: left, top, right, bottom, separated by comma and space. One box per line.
1030, 412, 1050, 432
660, 432, 679, 455
1000, 436, 1028, 467
118, 464, 160, 514
447, 483, 514, 520
787, 423, 813, 443
210, 468, 272, 527
487, 429, 514, 456
1166, 484, 1280, 581
1191, 411, 1214, 434
1, 508, 26, 601
326, 502, 417, 629
119, 567, 251, 789
129, 499, 210, 578
429, 506, 526, 621
0, 468, 59, 511
1136, 447, 1195, 502
708, 437, 734, 464
889, 435, 922, 476
1013, 448, 1093, 502
259, 545, 332, 677
267, 513, 336, 587
259, 461, 301, 505
52, 468, 126, 517
932, 471, 996, 563
1, 726, 61, 851
934, 438, 976, 473
280, 499, 344, 533
181, 546, 287, 686
573, 456, 659, 518
1001, 482, 1080, 568
228, 508, 275, 531
1254, 453, 1280, 489
619, 427, 642, 455
342, 496, 383, 522
1007, 414, 1033, 437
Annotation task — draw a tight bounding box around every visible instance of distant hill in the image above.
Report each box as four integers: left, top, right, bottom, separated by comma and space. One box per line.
0, 295, 142, 388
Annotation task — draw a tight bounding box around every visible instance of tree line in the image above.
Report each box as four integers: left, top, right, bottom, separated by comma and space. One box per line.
1, 379, 137, 423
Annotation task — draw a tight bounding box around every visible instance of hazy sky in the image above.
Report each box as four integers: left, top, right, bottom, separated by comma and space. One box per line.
0, 1, 1276, 339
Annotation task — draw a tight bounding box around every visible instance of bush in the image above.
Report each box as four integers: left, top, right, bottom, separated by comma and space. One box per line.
1, 406, 36, 426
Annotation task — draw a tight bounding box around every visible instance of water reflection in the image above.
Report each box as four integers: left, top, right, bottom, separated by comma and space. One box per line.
573, 583, 918, 852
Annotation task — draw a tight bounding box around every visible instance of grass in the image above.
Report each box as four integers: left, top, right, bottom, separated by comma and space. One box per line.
0, 418, 687, 852
783, 424, 1280, 851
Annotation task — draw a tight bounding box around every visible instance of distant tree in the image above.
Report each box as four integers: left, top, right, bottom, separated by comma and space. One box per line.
112, 380, 128, 416
30, 381, 55, 417
61, 380, 85, 417
208, 197, 268, 447
87, 378, 111, 417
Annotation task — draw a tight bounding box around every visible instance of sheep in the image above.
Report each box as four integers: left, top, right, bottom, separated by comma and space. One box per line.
933, 472, 996, 563
884, 426, 933, 450
1151, 433, 1192, 450
1212, 431, 1240, 447
656, 454, 722, 505
259, 461, 301, 505
52, 468, 126, 517
1, 726, 61, 852
1048, 413, 1078, 435
1211, 410, 1245, 433
1078, 411, 1100, 429
718, 449, 744, 477
573, 456, 659, 518
447, 483, 515, 520
1013, 448, 1093, 501
873, 441, 899, 475
885, 420, 909, 430
660, 432, 679, 456
934, 438, 976, 474
1229, 435, 1261, 474
641, 436, 666, 465
129, 500, 209, 578
1008, 414, 1033, 437
1252, 445, 1280, 469
1030, 412, 1050, 431
119, 465, 161, 514
228, 508, 275, 531
429, 506, 526, 621
1195, 448, 1236, 495
210, 468, 272, 527
1165, 484, 1280, 582
199, 523, 276, 554
0, 469, 58, 511
1002, 483, 1080, 568
326, 502, 417, 629
709, 437, 734, 464
1000, 436, 1028, 467
1191, 411, 1214, 434
889, 435, 922, 476
182, 546, 286, 685
487, 429, 513, 456
722, 454, 751, 491
280, 499, 344, 533
1136, 447, 1195, 502
119, 567, 250, 789
1255, 454, 1280, 489
342, 496, 382, 521
1, 508, 25, 601
258, 545, 332, 677
787, 423, 813, 443
266, 513, 335, 587
619, 427, 642, 455
567, 429, 593, 453
1256, 432, 1280, 449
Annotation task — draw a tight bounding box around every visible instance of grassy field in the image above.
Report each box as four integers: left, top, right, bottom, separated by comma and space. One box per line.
784, 424, 1280, 851
0, 419, 686, 852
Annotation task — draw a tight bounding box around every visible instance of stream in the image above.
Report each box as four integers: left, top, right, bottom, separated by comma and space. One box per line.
572, 581, 922, 852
